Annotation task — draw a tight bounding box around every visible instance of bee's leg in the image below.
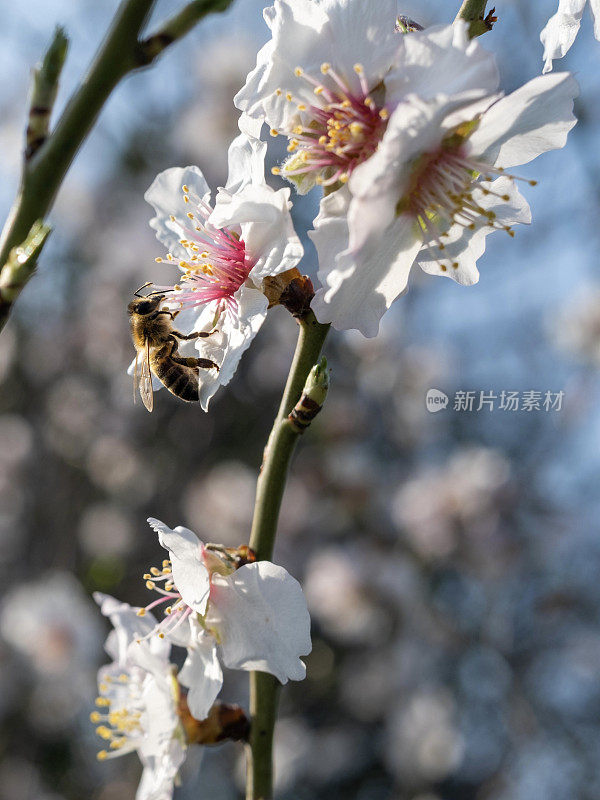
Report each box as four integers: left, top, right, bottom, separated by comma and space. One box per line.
171, 329, 217, 340
171, 354, 220, 373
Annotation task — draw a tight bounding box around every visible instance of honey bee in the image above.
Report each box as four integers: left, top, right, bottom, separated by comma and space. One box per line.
128, 284, 219, 412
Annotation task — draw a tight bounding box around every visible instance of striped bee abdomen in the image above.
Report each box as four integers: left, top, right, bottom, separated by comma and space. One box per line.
153, 359, 199, 403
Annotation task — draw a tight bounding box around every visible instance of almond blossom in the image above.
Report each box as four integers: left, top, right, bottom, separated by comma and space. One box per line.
133, 115, 303, 409
235, 3, 499, 193
541, 0, 600, 73
93, 593, 187, 800
310, 72, 578, 337
141, 518, 311, 720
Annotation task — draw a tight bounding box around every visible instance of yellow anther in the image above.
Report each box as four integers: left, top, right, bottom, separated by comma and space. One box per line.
341, 100, 351, 108
155, 257, 163, 263
297, 103, 306, 111
143, 573, 151, 580
150, 567, 161, 576
167, 254, 174, 261
364, 97, 374, 108
170, 215, 176, 221
96, 726, 112, 740
379, 109, 389, 120
165, 606, 172, 615
314, 86, 324, 95
270, 128, 279, 137
96, 697, 110, 707
182, 185, 189, 193
529, 180, 538, 186
275, 88, 282, 96
292, 126, 303, 135
271, 167, 281, 175
165, 581, 174, 591
353, 63, 364, 74
162, 559, 170, 567
321, 62, 330, 74
158, 632, 165, 639
187, 212, 194, 219
99, 684, 108, 693
452, 262, 459, 268
146, 580, 155, 590
136, 609, 146, 617
440, 264, 447, 272
340, 173, 349, 184
90, 712, 102, 723
294, 66, 303, 76
183, 196, 189, 204
318, 135, 327, 145
97, 750, 108, 761
286, 92, 293, 102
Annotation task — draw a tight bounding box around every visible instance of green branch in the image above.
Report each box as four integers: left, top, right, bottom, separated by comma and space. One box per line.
246, 311, 329, 800
0, 221, 51, 330
0, 0, 235, 334
455, 0, 494, 37
137, 0, 235, 65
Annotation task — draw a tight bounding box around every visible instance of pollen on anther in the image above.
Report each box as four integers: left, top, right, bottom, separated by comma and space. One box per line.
286, 92, 293, 102
294, 66, 303, 76
155, 257, 163, 263
320, 62, 331, 74
97, 751, 108, 761
379, 109, 389, 120
270, 129, 278, 137
271, 167, 281, 175
353, 63, 364, 74
187, 212, 194, 219
182, 185, 189, 193
136, 609, 146, 617
146, 580, 155, 590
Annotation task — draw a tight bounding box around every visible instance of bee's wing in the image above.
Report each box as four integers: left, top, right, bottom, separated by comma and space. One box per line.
135, 339, 154, 413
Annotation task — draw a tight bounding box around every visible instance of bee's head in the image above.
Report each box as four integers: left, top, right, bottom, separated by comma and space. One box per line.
127, 294, 165, 316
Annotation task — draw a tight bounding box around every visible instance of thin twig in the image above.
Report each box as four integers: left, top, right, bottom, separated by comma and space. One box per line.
0, 0, 235, 333
246, 311, 330, 800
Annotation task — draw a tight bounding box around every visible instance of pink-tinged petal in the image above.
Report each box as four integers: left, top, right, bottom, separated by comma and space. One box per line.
468, 73, 579, 169
210, 183, 303, 281
178, 634, 223, 721
207, 562, 311, 683
145, 166, 211, 260
234, 0, 399, 131
147, 519, 210, 615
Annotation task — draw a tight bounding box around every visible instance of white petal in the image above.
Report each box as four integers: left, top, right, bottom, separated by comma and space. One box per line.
209, 183, 303, 281
136, 739, 186, 800
190, 285, 269, 411
416, 177, 532, 284
540, 0, 587, 72
178, 635, 223, 721
468, 73, 579, 169
311, 209, 421, 338
147, 519, 210, 615
225, 115, 267, 195
235, 0, 399, 131
145, 167, 211, 260
386, 22, 499, 102
591, 0, 600, 38
207, 561, 311, 683
94, 592, 163, 663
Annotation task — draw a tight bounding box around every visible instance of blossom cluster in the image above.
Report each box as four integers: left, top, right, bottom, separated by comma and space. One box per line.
105, 1, 580, 797
93, 519, 310, 798
129, 0, 578, 415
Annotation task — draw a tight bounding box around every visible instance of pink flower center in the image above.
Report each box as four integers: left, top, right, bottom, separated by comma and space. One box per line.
272, 63, 389, 187
155, 185, 255, 315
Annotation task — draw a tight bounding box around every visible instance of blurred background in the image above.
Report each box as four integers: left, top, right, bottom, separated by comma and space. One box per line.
0, 0, 599, 798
